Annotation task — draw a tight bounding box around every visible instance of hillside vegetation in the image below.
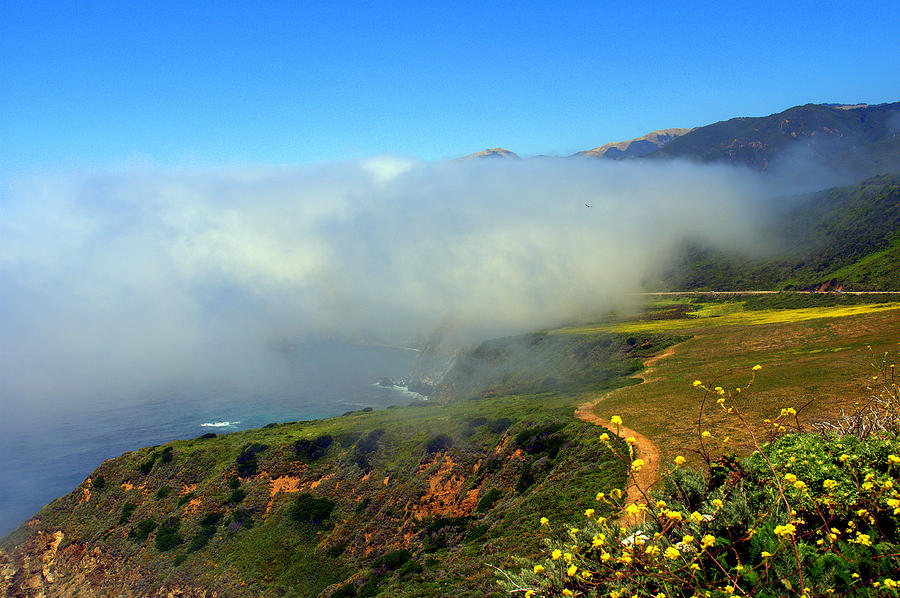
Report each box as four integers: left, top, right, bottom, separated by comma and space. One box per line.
660, 174, 900, 291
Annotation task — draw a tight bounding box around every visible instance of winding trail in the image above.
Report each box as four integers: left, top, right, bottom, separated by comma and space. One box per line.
574, 345, 677, 518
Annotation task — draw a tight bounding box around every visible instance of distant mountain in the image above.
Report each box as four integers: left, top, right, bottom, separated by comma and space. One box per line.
458, 147, 520, 161
575, 128, 692, 160
648, 102, 900, 171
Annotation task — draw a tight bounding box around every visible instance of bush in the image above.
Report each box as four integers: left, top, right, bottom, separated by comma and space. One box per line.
154, 516, 182, 551
197, 432, 217, 439
235, 443, 268, 476
288, 493, 335, 526
128, 518, 157, 543
117, 502, 137, 525
91, 476, 105, 491
487, 417, 514, 434
225, 488, 246, 505
372, 549, 412, 570
155, 485, 171, 499
353, 429, 385, 472
476, 488, 503, 513
187, 512, 223, 553
425, 434, 454, 453
294, 434, 333, 461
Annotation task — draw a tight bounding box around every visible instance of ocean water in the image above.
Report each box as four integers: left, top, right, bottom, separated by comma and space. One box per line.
0, 342, 419, 537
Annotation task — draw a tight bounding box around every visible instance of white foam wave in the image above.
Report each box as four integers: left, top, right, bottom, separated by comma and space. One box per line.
200, 421, 239, 428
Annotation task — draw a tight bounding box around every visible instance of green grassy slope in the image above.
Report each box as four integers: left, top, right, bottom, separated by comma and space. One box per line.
660, 174, 900, 290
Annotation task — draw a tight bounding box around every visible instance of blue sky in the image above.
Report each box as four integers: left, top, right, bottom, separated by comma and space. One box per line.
2, 0, 899, 168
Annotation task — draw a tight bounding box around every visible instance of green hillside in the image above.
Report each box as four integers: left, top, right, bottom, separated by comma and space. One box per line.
660, 174, 900, 290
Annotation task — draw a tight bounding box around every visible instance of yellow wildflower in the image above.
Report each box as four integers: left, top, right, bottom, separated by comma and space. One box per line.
625, 436, 637, 445
584, 508, 595, 518
567, 564, 577, 576
664, 546, 680, 560
562, 590, 573, 597
823, 479, 837, 490
701, 431, 711, 438
692, 380, 702, 387
774, 523, 796, 538
752, 364, 762, 371
682, 535, 695, 545
610, 415, 623, 426
701, 534, 716, 549
675, 456, 686, 466
631, 458, 644, 472
540, 517, 549, 527
690, 511, 704, 524
599, 433, 610, 442
552, 549, 562, 560
761, 551, 772, 557
712, 499, 723, 509
533, 565, 544, 574
890, 455, 900, 464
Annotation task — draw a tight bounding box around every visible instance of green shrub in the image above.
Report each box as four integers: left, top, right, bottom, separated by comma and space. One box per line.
155, 485, 171, 499
128, 518, 157, 543
476, 488, 503, 513
235, 443, 268, 476
91, 476, 105, 491
117, 502, 137, 525
288, 493, 335, 525
372, 549, 412, 570
154, 516, 182, 551
425, 434, 453, 453
294, 434, 333, 460
225, 488, 246, 505
487, 417, 514, 434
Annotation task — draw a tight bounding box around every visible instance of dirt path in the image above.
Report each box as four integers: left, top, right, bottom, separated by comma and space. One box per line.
574, 344, 678, 520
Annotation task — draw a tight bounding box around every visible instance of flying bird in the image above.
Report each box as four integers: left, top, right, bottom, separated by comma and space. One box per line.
585, 203, 592, 208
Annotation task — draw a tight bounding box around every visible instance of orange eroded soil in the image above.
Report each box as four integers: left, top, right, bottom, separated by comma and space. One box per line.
266, 476, 303, 513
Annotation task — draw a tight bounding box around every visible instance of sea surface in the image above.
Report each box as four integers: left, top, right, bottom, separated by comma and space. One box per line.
0, 342, 419, 537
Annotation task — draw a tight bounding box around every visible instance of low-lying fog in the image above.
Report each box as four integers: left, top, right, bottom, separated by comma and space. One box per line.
1, 157, 781, 414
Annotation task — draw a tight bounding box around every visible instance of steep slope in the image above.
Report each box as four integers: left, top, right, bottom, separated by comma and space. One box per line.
575, 128, 692, 159
649, 102, 900, 171
658, 174, 900, 290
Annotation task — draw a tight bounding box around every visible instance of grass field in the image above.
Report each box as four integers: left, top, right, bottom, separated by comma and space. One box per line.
553, 302, 900, 334
567, 300, 900, 469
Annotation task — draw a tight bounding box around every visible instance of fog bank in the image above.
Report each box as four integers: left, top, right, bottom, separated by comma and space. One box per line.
0, 157, 768, 408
